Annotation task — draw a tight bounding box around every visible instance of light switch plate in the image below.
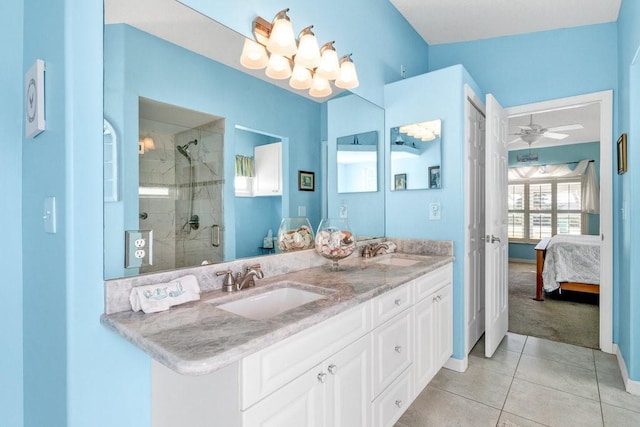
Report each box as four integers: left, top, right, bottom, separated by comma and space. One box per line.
125, 230, 153, 268
44, 196, 56, 233
298, 205, 306, 216
429, 202, 441, 220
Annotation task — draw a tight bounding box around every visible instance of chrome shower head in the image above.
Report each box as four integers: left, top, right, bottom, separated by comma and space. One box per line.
177, 139, 197, 160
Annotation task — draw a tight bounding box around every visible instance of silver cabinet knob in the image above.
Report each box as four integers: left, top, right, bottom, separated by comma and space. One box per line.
394, 298, 402, 306
317, 372, 327, 383
394, 345, 402, 353
395, 399, 403, 408
328, 364, 337, 375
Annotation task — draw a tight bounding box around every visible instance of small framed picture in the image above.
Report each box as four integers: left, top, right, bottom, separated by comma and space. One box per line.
394, 173, 407, 190
428, 166, 441, 189
617, 133, 627, 175
298, 170, 315, 191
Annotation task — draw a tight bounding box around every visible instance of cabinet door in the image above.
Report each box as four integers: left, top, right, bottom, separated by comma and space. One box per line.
327, 334, 371, 427
434, 283, 453, 368
242, 363, 326, 427
254, 142, 282, 196
372, 309, 412, 399
413, 294, 437, 395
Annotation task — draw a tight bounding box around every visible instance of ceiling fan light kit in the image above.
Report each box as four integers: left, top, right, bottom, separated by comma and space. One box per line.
509, 114, 584, 146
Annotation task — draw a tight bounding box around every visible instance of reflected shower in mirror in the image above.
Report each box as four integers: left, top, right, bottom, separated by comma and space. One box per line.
390, 119, 442, 190
337, 130, 378, 193
135, 98, 225, 275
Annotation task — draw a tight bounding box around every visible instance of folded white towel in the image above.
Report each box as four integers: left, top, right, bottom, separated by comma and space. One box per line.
129, 275, 201, 314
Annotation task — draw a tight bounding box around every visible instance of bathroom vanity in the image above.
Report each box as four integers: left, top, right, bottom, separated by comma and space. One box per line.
102, 240, 453, 427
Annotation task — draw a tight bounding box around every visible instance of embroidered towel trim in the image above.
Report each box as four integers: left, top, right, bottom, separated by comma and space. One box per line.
129, 275, 201, 314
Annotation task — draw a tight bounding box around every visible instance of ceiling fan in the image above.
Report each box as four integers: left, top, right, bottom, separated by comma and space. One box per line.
509, 114, 584, 145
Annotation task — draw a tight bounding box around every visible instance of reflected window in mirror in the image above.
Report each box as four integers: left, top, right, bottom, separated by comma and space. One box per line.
390, 119, 442, 190
337, 130, 378, 193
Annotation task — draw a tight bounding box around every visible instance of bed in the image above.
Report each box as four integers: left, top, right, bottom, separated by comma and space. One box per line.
534, 234, 600, 301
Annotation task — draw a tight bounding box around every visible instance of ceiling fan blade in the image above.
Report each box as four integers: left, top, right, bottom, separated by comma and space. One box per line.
517, 125, 533, 130
508, 137, 523, 145
546, 123, 583, 132
543, 132, 569, 140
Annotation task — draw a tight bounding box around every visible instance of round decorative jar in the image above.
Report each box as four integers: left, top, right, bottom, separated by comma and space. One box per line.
277, 217, 315, 251
315, 218, 356, 270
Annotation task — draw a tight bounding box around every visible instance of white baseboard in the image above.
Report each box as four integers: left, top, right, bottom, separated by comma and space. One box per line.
614, 343, 640, 396
444, 356, 468, 373
508, 258, 536, 264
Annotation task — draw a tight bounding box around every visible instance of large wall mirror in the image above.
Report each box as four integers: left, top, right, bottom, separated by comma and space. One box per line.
390, 119, 442, 190
337, 130, 378, 193
103, 0, 385, 279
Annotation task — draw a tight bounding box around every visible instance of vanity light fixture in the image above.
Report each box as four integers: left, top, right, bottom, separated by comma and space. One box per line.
239, 8, 359, 98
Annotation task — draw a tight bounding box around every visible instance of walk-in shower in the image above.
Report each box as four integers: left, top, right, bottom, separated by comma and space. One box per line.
177, 139, 199, 232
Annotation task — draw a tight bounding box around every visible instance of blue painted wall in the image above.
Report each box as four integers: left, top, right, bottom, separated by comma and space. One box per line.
508, 142, 601, 261
235, 128, 282, 259
385, 65, 483, 360
0, 1, 23, 426
104, 24, 321, 277
180, 0, 430, 106
617, 0, 640, 380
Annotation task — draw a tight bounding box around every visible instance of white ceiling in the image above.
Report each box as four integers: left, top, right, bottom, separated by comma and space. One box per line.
390, 0, 621, 45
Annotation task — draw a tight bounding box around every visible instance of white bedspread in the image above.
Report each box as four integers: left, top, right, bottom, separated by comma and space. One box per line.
542, 234, 600, 292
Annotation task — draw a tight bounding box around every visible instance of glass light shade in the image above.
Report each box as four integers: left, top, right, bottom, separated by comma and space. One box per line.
142, 136, 155, 151
316, 45, 339, 80
265, 53, 292, 80
266, 16, 297, 57
295, 31, 321, 69
309, 74, 332, 98
289, 64, 313, 90
335, 60, 359, 89
240, 38, 268, 69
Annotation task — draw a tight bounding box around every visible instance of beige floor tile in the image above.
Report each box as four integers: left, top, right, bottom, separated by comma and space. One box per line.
430, 364, 513, 409
503, 379, 603, 427
602, 403, 640, 426
469, 348, 522, 377
472, 332, 527, 356
498, 411, 548, 427
523, 336, 595, 370
515, 354, 599, 401
398, 386, 500, 427
598, 372, 640, 414
594, 351, 621, 377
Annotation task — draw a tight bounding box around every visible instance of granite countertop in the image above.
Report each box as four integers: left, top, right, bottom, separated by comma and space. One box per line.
100, 253, 453, 376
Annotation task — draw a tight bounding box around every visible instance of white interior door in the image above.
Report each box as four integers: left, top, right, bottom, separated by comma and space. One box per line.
484, 94, 509, 358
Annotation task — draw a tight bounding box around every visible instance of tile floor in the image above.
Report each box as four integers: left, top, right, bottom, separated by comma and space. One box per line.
396, 333, 640, 427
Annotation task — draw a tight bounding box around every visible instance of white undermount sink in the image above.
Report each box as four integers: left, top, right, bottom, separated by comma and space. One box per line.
216, 286, 326, 320
371, 254, 428, 267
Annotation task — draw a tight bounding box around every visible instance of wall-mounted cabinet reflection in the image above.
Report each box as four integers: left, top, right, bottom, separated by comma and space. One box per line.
390, 119, 442, 190
337, 130, 378, 193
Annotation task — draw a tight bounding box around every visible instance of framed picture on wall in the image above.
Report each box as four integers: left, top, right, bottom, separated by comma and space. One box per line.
617, 133, 627, 174
394, 173, 407, 190
428, 166, 441, 189
298, 170, 315, 191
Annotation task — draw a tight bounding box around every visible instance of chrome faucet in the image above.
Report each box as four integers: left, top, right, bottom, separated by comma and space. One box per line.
361, 242, 390, 259
236, 264, 264, 290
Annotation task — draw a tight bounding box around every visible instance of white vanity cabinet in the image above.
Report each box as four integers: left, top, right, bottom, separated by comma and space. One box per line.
413, 264, 453, 395
253, 141, 282, 196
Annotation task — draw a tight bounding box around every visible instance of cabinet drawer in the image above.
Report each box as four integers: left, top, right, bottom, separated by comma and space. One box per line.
241, 302, 371, 409
372, 283, 412, 328
414, 264, 452, 302
371, 309, 412, 399
372, 367, 413, 427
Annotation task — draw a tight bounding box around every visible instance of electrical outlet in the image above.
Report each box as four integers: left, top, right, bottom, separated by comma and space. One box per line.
339, 205, 348, 218
125, 230, 153, 268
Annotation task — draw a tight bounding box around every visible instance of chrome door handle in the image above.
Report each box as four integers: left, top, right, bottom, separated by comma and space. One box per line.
212, 224, 220, 247
489, 235, 501, 243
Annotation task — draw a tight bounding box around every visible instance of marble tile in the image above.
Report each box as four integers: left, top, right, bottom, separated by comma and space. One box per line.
498, 412, 548, 427
523, 336, 595, 370
515, 354, 599, 401
598, 372, 640, 414
430, 364, 513, 409
472, 332, 527, 356
503, 379, 603, 427
397, 386, 500, 427
601, 403, 640, 426
594, 351, 621, 378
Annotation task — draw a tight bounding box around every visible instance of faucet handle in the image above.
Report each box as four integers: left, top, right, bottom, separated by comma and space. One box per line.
216, 269, 237, 292
246, 263, 262, 271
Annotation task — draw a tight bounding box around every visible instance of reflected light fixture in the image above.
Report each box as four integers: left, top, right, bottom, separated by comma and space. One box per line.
139, 135, 155, 153
239, 8, 359, 98
398, 120, 441, 142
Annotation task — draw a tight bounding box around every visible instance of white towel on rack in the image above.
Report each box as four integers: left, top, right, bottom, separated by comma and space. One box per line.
129, 275, 201, 314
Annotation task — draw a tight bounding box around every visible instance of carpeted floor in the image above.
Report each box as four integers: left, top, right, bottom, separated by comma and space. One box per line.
508, 262, 600, 349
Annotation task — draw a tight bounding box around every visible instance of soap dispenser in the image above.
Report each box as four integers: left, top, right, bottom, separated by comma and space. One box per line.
263, 229, 274, 249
